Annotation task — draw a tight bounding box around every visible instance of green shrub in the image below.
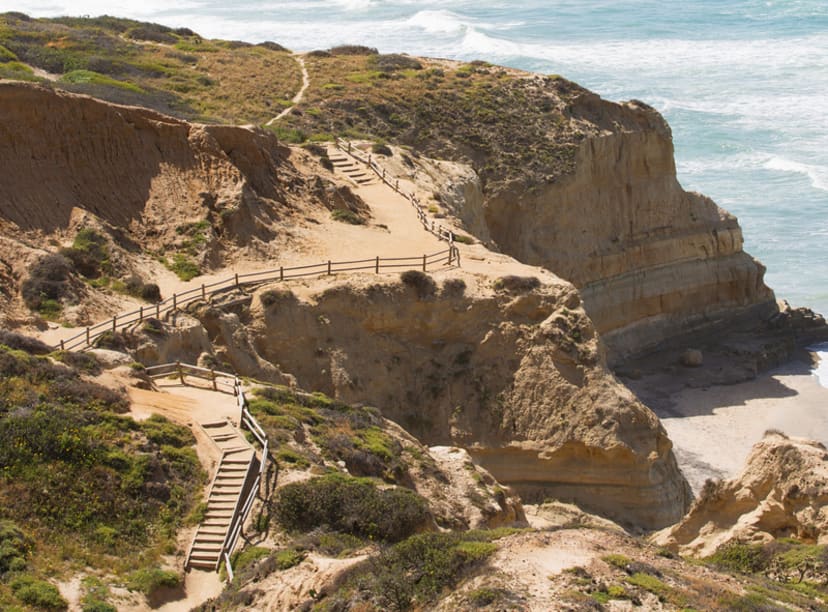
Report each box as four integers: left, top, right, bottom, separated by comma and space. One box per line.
20, 253, 74, 312
0, 520, 31, 575
369, 53, 422, 73
59, 228, 110, 279
441, 278, 466, 298
350, 531, 499, 610
141, 414, 195, 448
452, 233, 475, 245
708, 542, 767, 574
260, 288, 295, 308
124, 275, 161, 302
60, 70, 143, 93
372, 142, 392, 156
329, 45, 378, 56
125, 568, 180, 595
167, 253, 199, 281
266, 126, 307, 144
0, 44, 18, 62
331, 209, 364, 225
0, 331, 50, 355
493, 275, 540, 293
230, 546, 270, 573
124, 25, 176, 44
400, 270, 436, 298
468, 587, 504, 607
273, 473, 431, 543
10, 575, 67, 610
82, 602, 117, 612
274, 548, 305, 570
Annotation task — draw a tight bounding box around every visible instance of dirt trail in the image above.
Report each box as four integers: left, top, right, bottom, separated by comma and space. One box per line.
266, 54, 309, 126
121, 379, 243, 611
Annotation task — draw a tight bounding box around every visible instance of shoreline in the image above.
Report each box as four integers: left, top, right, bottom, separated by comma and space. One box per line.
651, 357, 828, 494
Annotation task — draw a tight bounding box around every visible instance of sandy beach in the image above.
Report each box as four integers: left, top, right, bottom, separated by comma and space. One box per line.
651, 358, 828, 493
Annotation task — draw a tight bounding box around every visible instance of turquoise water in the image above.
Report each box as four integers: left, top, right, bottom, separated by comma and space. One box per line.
17, 1, 828, 315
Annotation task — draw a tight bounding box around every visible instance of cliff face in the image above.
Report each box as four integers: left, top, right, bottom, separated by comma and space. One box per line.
436, 95, 776, 361
188, 272, 692, 529
0, 82, 322, 247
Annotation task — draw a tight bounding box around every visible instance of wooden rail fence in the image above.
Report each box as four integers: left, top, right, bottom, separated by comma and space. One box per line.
335, 138, 456, 244
54, 247, 459, 353
146, 362, 268, 581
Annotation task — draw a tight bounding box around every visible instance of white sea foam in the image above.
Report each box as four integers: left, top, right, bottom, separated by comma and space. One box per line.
764, 156, 828, 192
405, 10, 468, 34
811, 345, 828, 389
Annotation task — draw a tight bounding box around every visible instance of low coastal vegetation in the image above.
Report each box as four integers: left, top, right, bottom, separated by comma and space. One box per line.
0, 12, 301, 123
1, 12, 590, 189
0, 339, 204, 609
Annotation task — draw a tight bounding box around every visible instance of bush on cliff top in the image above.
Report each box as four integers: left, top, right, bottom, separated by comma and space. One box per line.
273, 472, 431, 543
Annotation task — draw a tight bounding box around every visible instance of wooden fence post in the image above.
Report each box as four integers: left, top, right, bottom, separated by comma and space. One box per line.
86, 327, 90, 345
422, 254, 427, 272
156, 302, 160, 318
367, 153, 372, 166
172, 294, 177, 310
177, 360, 184, 384
280, 266, 284, 281
139, 306, 143, 322
60, 339, 65, 351
395, 179, 399, 191
235, 273, 240, 289
375, 256, 380, 273
327, 260, 332, 275
211, 368, 217, 391
347, 142, 351, 153
201, 284, 206, 299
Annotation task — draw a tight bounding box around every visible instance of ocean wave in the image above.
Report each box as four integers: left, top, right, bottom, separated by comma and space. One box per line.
764, 156, 828, 192
405, 10, 468, 34
810, 344, 828, 389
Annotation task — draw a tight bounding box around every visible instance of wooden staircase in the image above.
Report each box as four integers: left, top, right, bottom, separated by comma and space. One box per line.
187, 420, 258, 571
328, 146, 377, 186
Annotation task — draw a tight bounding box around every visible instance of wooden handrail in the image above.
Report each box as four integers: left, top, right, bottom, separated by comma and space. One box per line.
335, 138, 456, 245
55, 247, 457, 352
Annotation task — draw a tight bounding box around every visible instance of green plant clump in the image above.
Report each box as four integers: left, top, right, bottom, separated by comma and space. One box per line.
125, 568, 180, 595
335, 531, 500, 611
331, 208, 365, 225
166, 253, 200, 281
9, 574, 67, 610
273, 472, 431, 543
0, 343, 202, 571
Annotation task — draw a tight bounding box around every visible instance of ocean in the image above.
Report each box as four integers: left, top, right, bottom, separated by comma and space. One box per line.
13, 1, 828, 369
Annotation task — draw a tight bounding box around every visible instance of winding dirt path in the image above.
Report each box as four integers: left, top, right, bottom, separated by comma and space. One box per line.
266, 54, 309, 126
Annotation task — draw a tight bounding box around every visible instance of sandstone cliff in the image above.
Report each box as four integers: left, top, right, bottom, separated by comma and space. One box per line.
435, 97, 776, 362
0, 82, 360, 266
168, 271, 692, 529
654, 432, 828, 556
288, 56, 778, 362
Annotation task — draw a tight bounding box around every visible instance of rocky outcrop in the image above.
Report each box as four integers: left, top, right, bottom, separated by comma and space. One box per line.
434, 96, 776, 362
653, 432, 828, 556
202, 272, 694, 529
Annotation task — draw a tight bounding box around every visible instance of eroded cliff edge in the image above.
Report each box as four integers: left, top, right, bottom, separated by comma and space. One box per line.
155, 271, 692, 529
287, 58, 778, 362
